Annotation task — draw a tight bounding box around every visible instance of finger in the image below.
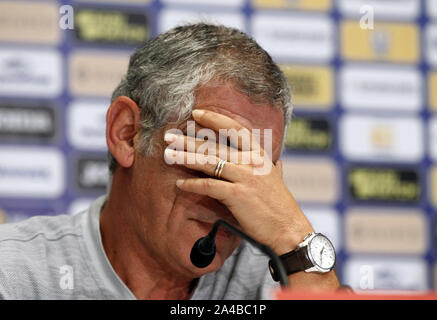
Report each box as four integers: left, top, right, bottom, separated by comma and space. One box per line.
164, 149, 247, 182
192, 109, 259, 151
164, 131, 234, 154
175, 177, 234, 202
164, 133, 256, 165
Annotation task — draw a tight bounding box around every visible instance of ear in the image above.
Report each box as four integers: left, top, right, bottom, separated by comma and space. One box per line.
106, 96, 140, 169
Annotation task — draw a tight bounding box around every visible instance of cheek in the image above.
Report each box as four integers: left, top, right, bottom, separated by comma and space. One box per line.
259, 135, 283, 162
272, 139, 283, 162
258, 126, 284, 162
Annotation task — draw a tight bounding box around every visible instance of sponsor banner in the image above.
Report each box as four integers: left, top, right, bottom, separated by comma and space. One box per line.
0, 1, 60, 45
68, 198, 94, 216
430, 72, 437, 111
163, 0, 244, 6
426, 24, 437, 68
0, 104, 56, 141
428, 0, 437, 20
74, 8, 149, 45
282, 157, 338, 204
285, 116, 332, 152
435, 264, 437, 291
301, 206, 340, 250
75, 0, 151, 4
347, 166, 421, 203
0, 147, 65, 198
345, 208, 427, 254
344, 257, 428, 291
76, 157, 109, 193
252, 13, 334, 62
68, 100, 108, 151
340, 64, 422, 112
338, 0, 420, 20
341, 21, 420, 63
159, 9, 245, 33
433, 216, 437, 252
429, 117, 437, 161
340, 115, 424, 163
0, 48, 62, 98
251, 0, 332, 11
69, 51, 129, 97
431, 166, 437, 208
280, 65, 334, 109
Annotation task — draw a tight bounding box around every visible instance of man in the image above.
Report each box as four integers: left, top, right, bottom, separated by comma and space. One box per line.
0, 23, 340, 299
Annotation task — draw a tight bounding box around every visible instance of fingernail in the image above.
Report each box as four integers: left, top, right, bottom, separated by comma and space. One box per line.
176, 179, 185, 187
164, 132, 178, 142
164, 148, 176, 158
192, 109, 205, 118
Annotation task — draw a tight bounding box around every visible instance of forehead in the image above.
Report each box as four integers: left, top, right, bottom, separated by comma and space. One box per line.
194, 82, 285, 149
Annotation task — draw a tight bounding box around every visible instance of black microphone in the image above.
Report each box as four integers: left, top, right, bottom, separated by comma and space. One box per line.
190, 219, 290, 287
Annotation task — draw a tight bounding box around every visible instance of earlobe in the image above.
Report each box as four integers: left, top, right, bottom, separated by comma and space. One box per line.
106, 96, 140, 169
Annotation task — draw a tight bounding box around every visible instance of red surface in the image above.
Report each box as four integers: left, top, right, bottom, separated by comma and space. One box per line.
275, 290, 437, 300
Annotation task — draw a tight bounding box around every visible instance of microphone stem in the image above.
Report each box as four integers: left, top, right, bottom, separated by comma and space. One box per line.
213, 220, 290, 287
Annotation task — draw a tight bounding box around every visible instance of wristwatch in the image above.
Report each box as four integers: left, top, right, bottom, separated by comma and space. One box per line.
269, 232, 336, 282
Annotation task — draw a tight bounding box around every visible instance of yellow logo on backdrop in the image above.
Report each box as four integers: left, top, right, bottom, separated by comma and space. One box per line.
285, 117, 331, 151
341, 21, 419, 63
349, 167, 420, 202
370, 126, 393, 149
252, 0, 331, 11
430, 73, 437, 112
281, 65, 333, 109
75, 9, 149, 44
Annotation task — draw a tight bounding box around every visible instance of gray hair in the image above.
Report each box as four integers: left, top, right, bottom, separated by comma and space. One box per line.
109, 23, 292, 174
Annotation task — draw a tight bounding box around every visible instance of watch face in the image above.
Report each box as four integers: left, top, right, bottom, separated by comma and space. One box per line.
308, 234, 336, 270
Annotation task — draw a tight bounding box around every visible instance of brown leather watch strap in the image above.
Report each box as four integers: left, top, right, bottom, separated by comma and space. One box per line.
269, 246, 314, 281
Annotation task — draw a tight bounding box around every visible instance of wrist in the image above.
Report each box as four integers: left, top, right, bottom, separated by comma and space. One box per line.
288, 270, 340, 291
272, 227, 314, 256
270, 206, 315, 256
